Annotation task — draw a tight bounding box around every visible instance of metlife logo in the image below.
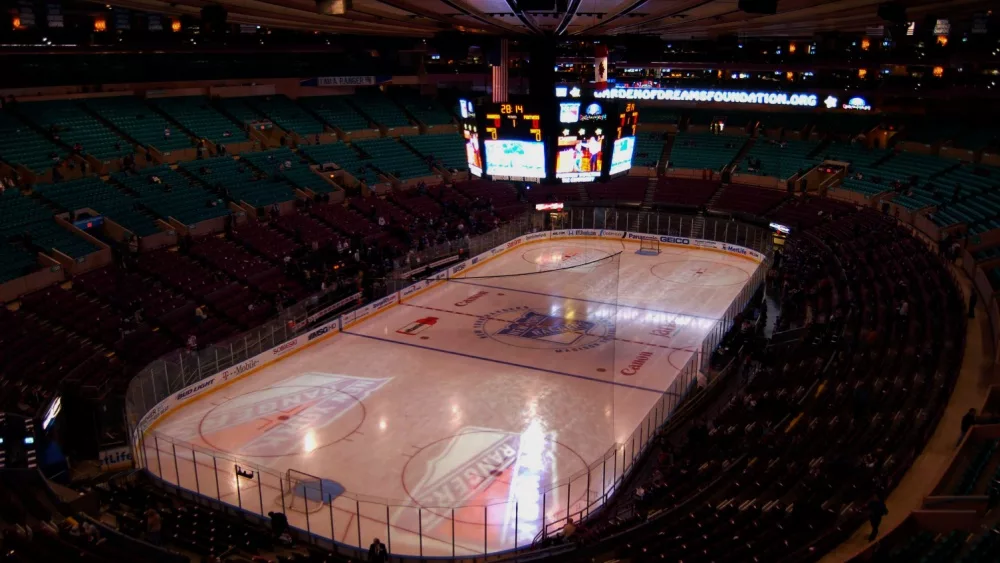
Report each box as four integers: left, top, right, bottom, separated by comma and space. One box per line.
723, 244, 751, 257
572, 230, 598, 236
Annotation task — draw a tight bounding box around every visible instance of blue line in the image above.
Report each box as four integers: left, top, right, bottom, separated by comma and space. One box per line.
449, 279, 718, 323
340, 330, 678, 396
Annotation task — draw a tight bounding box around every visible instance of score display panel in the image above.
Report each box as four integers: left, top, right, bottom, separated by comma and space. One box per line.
469, 97, 637, 183
483, 103, 546, 181
457, 99, 483, 177
610, 102, 639, 176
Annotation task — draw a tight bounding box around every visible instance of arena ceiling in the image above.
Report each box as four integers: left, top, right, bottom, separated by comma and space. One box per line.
103, 0, 992, 39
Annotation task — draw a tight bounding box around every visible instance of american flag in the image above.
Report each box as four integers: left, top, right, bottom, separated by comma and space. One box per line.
492, 38, 509, 103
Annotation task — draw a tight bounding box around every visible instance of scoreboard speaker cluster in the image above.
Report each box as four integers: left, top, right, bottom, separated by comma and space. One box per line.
458, 95, 639, 184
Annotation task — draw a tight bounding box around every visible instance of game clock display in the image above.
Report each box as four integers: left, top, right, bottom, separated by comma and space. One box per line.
462, 96, 638, 183
484, 103, 546, 181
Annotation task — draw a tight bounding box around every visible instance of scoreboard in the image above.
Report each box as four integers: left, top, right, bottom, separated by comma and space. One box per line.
483, 103, 546, 181
610, 102, 639, 176
460, 95, 638, 183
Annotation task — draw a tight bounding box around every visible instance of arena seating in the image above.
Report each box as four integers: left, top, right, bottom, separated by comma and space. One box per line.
85, 97, 192, 154
239, 147, 326, 193
553, 209, 964, 563
113, 165, 231, 226
454, 179, 527, 219
767, 194, 857, 229
670, 132, 746, 171
352, 137, 432, 181
179, 155, 296, 208
524, 184, 581, 204
588, 176, 647, 204
0, 189, 101, 260
638, 108, 679, 125
18, 100, 133, 162
739, 138, 822, 179
402, 133, 467, 172
652, 177, 719, 207
634, 133, 665, 167
150, 96, 248, 146
348, 90, 412, 129
392, 89, 455, 126
926, 165, 1000, 231
298, 141, 382, 186
241, 95, 326, 136
0, 111, 68, 175
34, 176, 162, 237
711, 183, 787, 215
297, 95, 371, 132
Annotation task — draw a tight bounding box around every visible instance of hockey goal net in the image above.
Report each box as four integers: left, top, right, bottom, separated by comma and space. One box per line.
282, 470, 333, 514
637, 238, 660, 255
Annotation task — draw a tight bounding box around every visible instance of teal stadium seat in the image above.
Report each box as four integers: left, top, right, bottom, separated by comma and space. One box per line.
0, 190, 99, 260
353, 137, 431, 181
86, 97, 192, 154
671, 133, 747, 171
0, 111, 67, 175
241, 148, 328, 193
393, 90, 454, 126
180, 155, 295, 208
19, 100, 133, 162
241, 96, 325, 136
402, 134, 467, 172
151, 96, 248, 146
348, 90, 411, 129
740, 138, 821, 179
297, 96, 371, 132
34, 176, 161, 237
113, 165, 231, 225
299, 142, 382, 186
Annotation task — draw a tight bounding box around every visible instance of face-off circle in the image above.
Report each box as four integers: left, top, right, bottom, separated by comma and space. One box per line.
650, 259, 750, 287
521, 245, 611, 270
473, 306, 615, 353
197, 384, 367, 458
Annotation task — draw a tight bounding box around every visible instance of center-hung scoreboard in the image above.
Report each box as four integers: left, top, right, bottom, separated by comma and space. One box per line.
458, 94, 639, 183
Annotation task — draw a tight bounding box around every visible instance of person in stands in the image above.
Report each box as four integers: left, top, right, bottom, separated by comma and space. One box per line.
368, 537, 388, 563
866, 494, 888, 542
145, 508, 162, 545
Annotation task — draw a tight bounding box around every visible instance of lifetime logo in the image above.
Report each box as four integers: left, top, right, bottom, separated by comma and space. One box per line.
621, 351, 653, 376
455, 291, 489, 307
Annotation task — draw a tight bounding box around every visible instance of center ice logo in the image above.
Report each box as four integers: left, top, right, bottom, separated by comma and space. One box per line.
473, 306, 614, 353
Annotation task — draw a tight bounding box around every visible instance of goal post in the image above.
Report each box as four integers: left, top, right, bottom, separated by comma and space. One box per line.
637, 238, 660, 256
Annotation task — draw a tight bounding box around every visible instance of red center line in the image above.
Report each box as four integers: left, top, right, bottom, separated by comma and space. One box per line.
400, 303, 699, 353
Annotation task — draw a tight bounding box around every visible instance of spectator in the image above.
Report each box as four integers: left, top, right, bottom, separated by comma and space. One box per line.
194, 306, 208, 324
368, 538, 388, 563
562, 517, 577, 542
866, 495, 888, 542
163, 127, 171, 138
145, 509, 162, 545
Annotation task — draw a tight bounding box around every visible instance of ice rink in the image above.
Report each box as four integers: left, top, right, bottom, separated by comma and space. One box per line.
142, 237, 760, 556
